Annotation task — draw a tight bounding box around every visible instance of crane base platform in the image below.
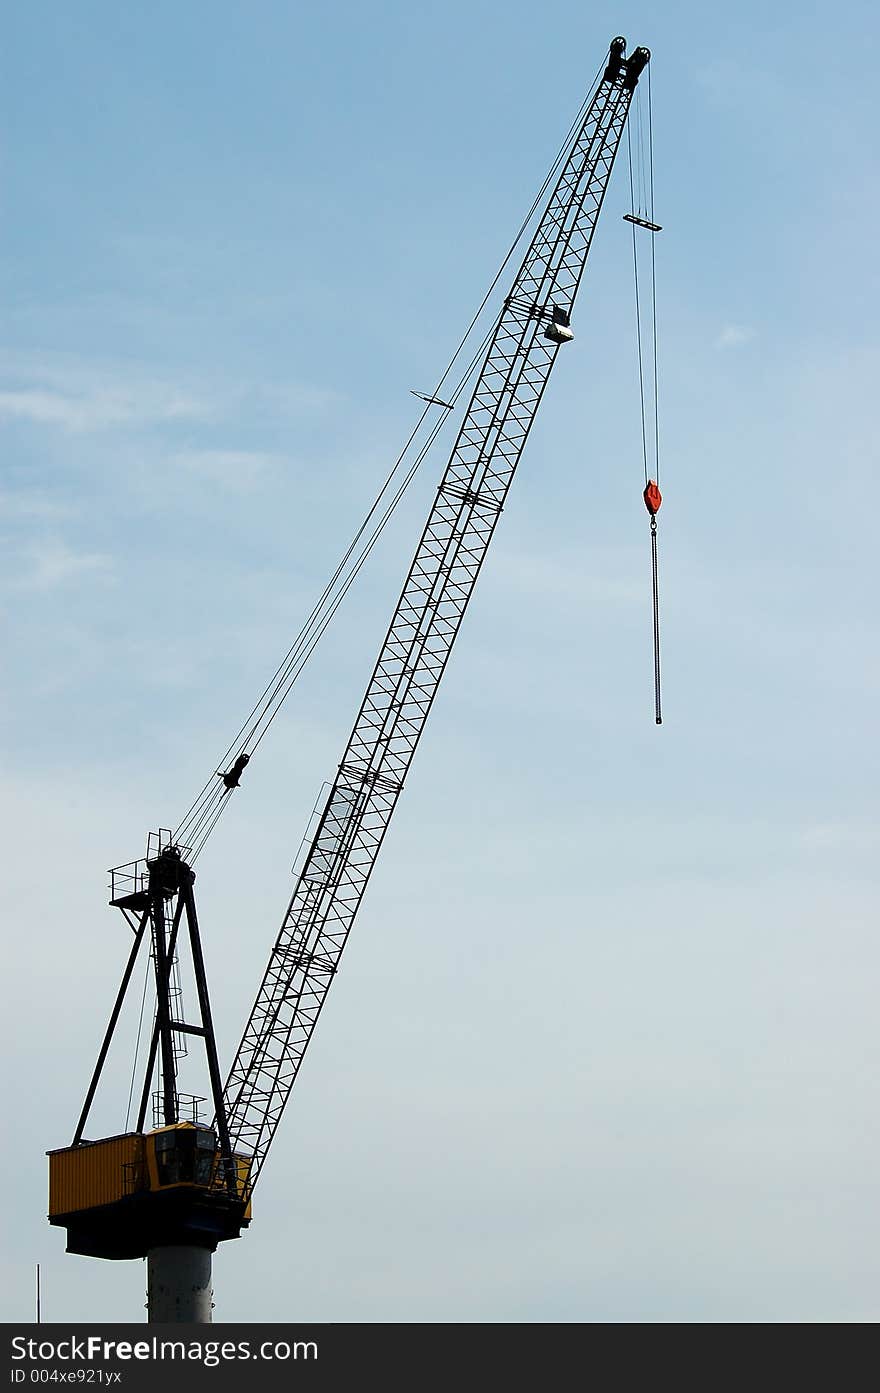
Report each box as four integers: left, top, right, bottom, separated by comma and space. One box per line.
51, 1189, 249, 1261
48, 1127, 252, 1261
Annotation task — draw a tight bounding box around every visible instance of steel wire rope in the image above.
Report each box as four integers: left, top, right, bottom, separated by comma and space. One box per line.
181, 323, 494, 857
627, 117, 650, 487
647, 63, 662, 723
124, 950, 152, 1131
184, 73, 604, 811
175, 335, 488, 853
648, 61, 660, 486
633, 85, 641, 213
184, 324, 496, 858
639, 86, 649, 215
220, 75, 632, 1161
184, 86, 614, 858
174, 66, 607, 857
627, 67, 662, 723
185, 75, 616, 857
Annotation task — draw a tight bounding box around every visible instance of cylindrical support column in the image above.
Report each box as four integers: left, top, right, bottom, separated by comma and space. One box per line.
146, 1246, 213, 1323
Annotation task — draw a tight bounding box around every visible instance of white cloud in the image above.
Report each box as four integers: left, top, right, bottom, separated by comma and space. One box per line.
0, 489, 74, 521
0, 384, 208, 433
18, 539, 113, 590
173, 449, 280, 491
800, 820, 880, 852
253, 381, 341, 414
716, 324, 755, 350
0, 353, 338, 436
0, 352, 214, 434
492, 546, 643, 607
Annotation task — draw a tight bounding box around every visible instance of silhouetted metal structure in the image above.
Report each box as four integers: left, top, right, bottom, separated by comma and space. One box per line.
49, 36, 650, 1322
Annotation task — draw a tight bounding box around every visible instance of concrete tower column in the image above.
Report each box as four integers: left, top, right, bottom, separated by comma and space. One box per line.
146, 1245, 213, 1323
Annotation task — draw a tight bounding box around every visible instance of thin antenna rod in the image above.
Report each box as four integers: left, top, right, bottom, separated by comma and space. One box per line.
36, 1264, 41, 1323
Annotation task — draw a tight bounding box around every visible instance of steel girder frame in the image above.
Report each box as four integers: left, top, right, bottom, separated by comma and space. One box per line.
222, 61, 636, 1187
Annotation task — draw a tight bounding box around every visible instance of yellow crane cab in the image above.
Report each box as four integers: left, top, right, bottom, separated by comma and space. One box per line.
48, 1122, 251, 1260
148, 1122, 219, 1189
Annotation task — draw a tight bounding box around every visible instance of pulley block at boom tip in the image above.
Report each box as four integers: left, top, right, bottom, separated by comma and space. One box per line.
604, 39, 651, 88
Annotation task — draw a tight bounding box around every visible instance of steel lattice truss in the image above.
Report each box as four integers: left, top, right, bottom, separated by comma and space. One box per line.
223, 51, 641, 1187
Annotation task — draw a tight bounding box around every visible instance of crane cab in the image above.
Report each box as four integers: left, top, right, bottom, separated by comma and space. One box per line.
148, 1122, 220, 1189
48, 1123, 251, 1260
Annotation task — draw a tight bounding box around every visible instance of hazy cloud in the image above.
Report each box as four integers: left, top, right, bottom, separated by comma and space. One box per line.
173, 449, 280, 491
253, 381, 341, 415
0, 385, 208, 433
0, 354, 337, 436
492, 547, 644, 608
0, 489, 75, 521
716, 324, 755, 350
17, 539, 114, 590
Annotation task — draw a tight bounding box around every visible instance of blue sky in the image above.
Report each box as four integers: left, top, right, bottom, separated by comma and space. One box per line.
2, 0, 878, 1322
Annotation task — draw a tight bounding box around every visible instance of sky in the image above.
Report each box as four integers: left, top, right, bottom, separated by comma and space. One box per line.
2, 0, 878, 1324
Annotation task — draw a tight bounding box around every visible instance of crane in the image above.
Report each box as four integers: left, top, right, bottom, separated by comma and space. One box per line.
47, 36, 651, 1322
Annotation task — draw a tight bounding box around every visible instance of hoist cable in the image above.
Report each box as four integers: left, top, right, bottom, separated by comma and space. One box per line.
650, 517, 662, 724
627, 63, 662, 724
124, 951, 152, 1132
647, 65, 661, 725
184, 327, 497, 859
627, 118, 650, 487
173, 67, 609, 858
180, 319, 496, 857
177, 318, 492, 853
635, 86, 643, 214
648, 65, 660, 486
246, 336, 492, 751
